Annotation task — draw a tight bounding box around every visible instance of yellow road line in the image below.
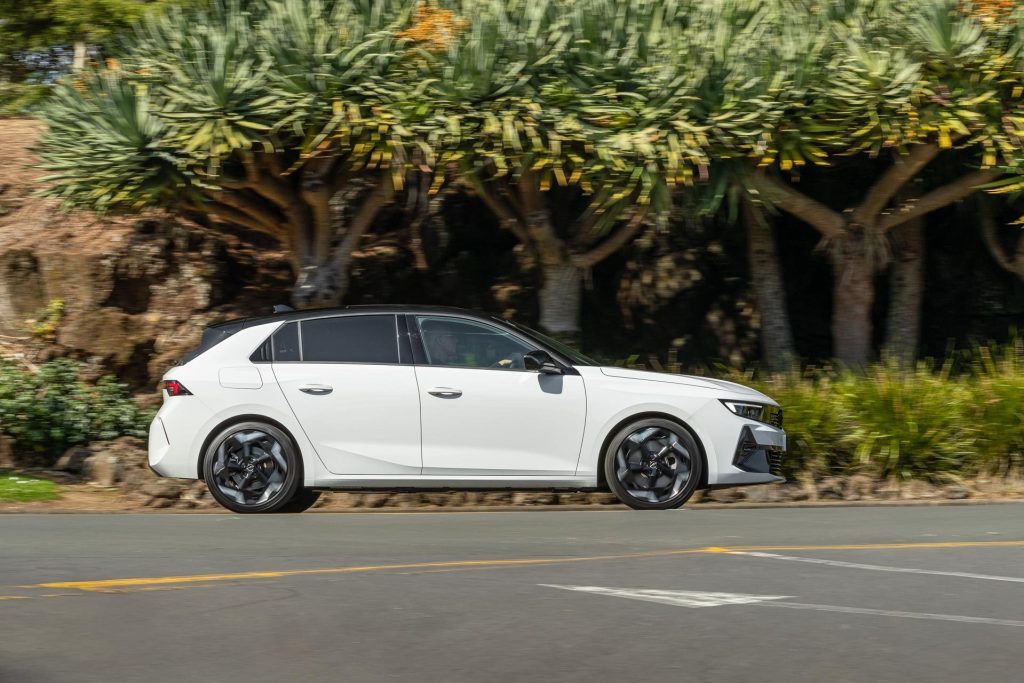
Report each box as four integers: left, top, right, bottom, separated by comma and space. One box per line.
29, 539, 1024, 593
33, 549, 709, 592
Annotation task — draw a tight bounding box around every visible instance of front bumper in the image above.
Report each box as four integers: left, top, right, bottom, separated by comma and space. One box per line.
733, 423, 786, 477
704, 415, 787, 487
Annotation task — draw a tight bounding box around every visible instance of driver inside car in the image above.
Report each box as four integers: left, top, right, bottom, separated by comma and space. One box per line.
425, 329, 461, 365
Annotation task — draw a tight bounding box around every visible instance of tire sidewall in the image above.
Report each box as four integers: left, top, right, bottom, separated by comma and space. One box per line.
604, 418, 703, 510
203, 421, 303, 514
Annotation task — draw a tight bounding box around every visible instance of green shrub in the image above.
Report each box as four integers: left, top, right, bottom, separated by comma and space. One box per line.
966, 342, 1024, 476
0, 358, 152, 463
726, 343, 1024, 482
834, 363, 977, 481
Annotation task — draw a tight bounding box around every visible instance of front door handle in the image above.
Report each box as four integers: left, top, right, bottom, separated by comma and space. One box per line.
427, 387, 462, 399
298, 384, 333, 396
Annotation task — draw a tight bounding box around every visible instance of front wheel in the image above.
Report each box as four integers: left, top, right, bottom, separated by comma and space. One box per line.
604, 418, 703, 510
203, 421, 304, 513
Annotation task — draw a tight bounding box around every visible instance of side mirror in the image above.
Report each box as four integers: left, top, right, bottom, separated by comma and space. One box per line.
524, 350, 562, 374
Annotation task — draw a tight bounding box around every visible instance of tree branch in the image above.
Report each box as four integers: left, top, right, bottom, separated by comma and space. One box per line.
572, 208, 649, 269
979, 198, 1024, 280
193, 200, 281, 240
852, 143, 944, 227
467, 177, 530, 244
750, 173, 846, 237
221, 155, 300, 212
877, 169, 1002, 232
201, 190, 285, 238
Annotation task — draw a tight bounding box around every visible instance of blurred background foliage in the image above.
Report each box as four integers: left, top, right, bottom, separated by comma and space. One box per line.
1, 0, 1022, 478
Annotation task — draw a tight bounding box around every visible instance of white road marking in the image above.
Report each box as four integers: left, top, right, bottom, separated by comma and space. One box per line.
542, 585, 1024, 628
762, 601, 1024, 627
727, 551, 1024, 584
538, 585, 793, 608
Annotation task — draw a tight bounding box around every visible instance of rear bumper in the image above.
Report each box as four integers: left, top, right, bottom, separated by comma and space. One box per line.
148, 396, 214, 479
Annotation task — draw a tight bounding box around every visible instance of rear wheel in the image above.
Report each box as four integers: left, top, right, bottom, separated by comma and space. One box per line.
604, 418, 702, 510
203, 421, 303, 514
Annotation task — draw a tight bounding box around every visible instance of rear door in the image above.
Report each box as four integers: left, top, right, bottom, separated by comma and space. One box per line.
271, 314, 422, 476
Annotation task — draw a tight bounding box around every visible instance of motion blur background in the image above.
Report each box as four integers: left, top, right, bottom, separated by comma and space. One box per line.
0, 0, 1021, 505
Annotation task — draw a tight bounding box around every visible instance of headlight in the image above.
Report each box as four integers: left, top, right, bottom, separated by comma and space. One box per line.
720, 400, 783, 427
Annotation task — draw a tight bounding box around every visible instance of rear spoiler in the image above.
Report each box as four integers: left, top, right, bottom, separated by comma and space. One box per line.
178, 305, 291, 365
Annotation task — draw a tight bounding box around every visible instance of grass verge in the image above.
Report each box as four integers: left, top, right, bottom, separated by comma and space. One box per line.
0, 474, 61, 502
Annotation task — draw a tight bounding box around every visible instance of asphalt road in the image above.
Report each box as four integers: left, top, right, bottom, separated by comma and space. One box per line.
2, 504, 1023, 682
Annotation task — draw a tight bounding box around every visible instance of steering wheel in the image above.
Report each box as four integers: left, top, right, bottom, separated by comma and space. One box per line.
491, 352, 525, 369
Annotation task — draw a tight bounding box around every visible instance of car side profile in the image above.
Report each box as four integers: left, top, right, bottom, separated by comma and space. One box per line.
148, 305, 786, 513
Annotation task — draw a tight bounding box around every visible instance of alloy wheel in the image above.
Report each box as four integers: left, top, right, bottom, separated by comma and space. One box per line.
613, 426, 694, 504
211, 429, 289, 507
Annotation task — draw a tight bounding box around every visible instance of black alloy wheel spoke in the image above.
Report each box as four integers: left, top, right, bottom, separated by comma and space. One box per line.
616, 426, 693, 504
212, 429, 288, 506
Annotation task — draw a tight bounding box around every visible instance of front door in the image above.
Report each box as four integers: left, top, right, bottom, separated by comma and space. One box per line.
271, 314, 421, 476
411, 315, 587, 477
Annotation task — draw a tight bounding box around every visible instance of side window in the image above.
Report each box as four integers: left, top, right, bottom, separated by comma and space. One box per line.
300, 315, 399, 364
415, 316, 535, 370
272, 322, 300, 361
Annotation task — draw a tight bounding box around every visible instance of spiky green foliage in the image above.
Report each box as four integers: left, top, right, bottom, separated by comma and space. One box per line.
38, 70, 186, 210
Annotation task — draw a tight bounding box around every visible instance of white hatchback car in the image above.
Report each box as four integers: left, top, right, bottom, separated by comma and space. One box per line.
149, 305, 786, 513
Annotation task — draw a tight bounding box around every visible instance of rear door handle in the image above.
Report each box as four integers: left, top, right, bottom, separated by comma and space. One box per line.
298, 384, 333, 396
427, 387, 462, 399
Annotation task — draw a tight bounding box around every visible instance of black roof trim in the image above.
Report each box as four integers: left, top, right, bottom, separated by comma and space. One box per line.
207, 305, 505, 331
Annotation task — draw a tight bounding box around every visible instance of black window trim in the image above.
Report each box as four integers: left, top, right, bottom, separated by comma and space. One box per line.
248, 310, 580, 373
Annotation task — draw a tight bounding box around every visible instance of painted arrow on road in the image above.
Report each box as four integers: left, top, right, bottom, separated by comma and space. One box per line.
539, 585, 792, 608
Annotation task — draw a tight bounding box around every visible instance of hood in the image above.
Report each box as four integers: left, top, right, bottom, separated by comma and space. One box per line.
598, 367, 773, 402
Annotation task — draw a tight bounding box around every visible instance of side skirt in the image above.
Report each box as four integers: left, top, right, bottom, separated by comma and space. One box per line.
312, 475, 600, 491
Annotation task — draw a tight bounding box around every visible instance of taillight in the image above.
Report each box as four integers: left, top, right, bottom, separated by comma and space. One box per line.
164, 380, 192, 396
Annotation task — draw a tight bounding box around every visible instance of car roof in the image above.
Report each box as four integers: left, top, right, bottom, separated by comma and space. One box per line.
208, 304, 504, 330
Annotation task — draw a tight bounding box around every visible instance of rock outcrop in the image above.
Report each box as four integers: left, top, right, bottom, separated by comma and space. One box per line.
0, 118, 291, 389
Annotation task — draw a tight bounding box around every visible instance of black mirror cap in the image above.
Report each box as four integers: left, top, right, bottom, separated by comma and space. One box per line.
524, 350, 563, 374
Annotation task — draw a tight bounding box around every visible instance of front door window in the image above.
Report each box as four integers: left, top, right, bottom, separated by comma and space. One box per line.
414, 316, 535, 370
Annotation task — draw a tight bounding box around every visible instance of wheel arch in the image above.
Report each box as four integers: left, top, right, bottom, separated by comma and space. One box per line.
196, 414, 305, 482
595, 411, 709, 491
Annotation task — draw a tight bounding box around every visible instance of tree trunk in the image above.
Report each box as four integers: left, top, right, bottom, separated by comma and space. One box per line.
742, 198, 795, 372
884, 216, 924, 364
538, 260, 582, 340
832, 229, 875, 367
72, 42, 87, 71
289, 180, 389, 309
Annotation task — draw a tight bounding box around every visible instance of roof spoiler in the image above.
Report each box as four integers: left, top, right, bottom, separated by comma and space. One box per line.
272, 304, 294, 314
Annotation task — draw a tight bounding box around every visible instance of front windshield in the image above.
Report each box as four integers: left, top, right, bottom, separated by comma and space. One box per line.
507, 322, 599, 366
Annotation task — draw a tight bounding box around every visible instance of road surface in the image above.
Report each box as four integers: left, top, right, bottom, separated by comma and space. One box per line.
2, 504, 1023, 682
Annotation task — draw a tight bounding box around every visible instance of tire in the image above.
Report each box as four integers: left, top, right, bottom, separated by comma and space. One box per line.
277, 488, 321, 513
603, 417, 703, 510
203, 421, 304, 514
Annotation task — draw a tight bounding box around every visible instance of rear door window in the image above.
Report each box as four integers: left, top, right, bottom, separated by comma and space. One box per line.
299, 315, 399, 364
